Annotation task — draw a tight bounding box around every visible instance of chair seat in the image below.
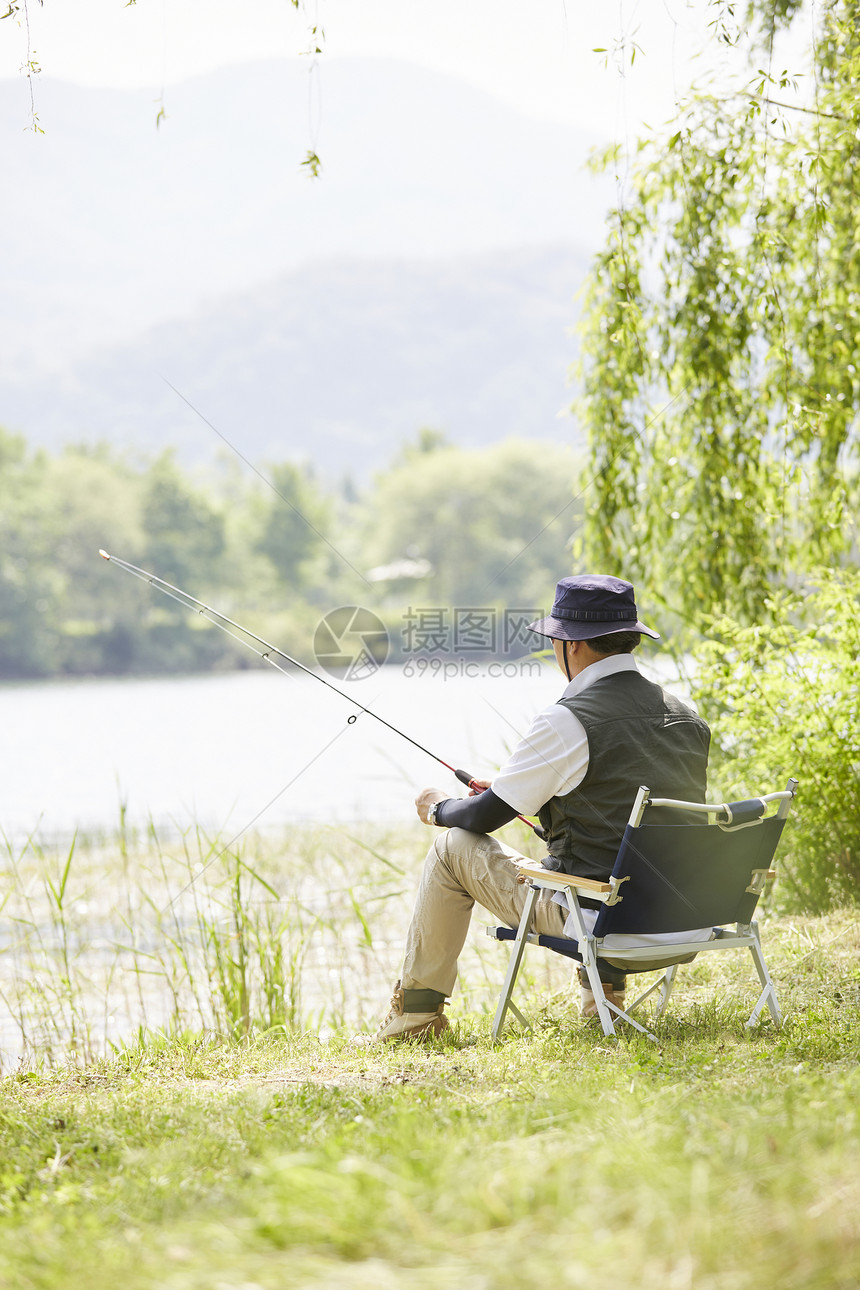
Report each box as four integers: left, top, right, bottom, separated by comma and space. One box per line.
486, 923, 711, 969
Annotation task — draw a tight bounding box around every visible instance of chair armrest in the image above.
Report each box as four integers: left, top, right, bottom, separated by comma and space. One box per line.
514, 862, 613, 901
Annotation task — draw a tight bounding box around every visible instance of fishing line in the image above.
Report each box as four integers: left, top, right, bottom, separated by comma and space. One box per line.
160, 378, 369, 586
161, 718, 356, 912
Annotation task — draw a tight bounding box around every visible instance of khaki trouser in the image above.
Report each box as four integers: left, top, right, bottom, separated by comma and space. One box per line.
401, 827, 568, 996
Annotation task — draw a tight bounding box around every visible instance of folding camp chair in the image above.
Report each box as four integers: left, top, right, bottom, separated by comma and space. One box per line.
487, 778, 798, 1042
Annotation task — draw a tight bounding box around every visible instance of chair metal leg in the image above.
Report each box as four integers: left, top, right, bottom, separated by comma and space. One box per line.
654, 964, 679, 1019
626, 964, 678, 1020
507, 1000, 530, 1031
602, 994, 658, 1041
579, 939, 618, 1038
491, 883, 540, 1041
558, 902, 620, 1040
569, 899, 661, 1040
581, 944, 658, 1040
579, 943, 659, 1041
746, 922, 781, 1028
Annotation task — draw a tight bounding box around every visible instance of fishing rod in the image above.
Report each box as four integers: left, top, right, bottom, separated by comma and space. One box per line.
98, 550, 546, 837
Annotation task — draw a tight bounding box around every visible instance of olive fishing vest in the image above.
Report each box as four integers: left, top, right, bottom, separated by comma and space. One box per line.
537, 670, 711, 881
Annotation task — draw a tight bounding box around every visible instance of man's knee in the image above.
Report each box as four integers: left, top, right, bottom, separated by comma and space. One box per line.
442, 826, 487, 855
421, 828, 480, 888
431, 826, 490, 872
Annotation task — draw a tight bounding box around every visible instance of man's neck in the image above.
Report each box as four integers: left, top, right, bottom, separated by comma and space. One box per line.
565, 641, 604, 680
562, 651, 640, 694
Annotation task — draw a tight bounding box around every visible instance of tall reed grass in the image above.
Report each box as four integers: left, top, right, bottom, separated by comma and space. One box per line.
0, 816, 561, 1069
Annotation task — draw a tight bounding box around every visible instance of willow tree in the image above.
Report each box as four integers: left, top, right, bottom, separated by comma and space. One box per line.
580, 0, 860, 625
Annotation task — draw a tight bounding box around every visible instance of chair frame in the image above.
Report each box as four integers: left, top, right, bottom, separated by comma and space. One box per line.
488, 778, 798, 1042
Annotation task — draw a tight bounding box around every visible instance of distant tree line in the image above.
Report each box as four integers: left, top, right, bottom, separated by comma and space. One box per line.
0, 428, 581, 679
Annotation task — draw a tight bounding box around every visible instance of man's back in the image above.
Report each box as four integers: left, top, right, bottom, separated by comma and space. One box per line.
539, 669, 710, 880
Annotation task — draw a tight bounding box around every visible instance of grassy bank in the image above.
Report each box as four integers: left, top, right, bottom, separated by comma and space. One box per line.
2, 937, 860, 1290
1, 818, 859, 1289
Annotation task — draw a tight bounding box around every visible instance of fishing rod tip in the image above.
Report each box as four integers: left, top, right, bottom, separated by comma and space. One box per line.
98, 549, 111, 561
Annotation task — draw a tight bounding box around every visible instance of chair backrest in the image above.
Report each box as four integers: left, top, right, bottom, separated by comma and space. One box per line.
592, 783, 796, 938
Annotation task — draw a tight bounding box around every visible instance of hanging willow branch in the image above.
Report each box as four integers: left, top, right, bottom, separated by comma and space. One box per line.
578, 0, 860, 626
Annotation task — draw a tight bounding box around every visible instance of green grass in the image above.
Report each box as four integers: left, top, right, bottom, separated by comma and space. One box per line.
2, 906, 860, 1288
2, 823, 859, 1287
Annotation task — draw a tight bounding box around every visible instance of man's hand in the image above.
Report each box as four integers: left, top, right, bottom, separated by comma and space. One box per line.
467, 777, 491, 796
415, 788, 447, 824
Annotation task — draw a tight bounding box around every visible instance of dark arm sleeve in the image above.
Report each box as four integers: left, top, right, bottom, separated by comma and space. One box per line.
434, 788, 519, 833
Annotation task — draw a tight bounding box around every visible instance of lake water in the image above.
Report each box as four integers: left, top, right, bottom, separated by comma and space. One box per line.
1, 656, 689, 846
0, 663, 558, 845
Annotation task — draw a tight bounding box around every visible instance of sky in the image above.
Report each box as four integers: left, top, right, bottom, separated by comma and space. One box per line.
0, 0, 751, 138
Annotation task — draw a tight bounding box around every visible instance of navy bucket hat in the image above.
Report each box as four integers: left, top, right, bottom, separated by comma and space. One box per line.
528, 574, 660, 642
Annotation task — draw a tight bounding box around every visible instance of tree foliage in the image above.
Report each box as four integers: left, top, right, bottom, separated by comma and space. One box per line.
579, 0, 860, 625
143, 453, 226, 589
360, 436, 582, 612
0, 432, 336, 678
0, 430, 579, 679
693, 571, 860, 912
251, 461, 332, 595
578, 0, 860, 907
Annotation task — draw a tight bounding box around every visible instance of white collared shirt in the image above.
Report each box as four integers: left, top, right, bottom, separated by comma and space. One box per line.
491, 653, 640, 815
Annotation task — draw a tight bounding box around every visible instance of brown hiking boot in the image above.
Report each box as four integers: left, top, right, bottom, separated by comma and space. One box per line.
581, 983, 627, 1019
373, 980, 450, 1043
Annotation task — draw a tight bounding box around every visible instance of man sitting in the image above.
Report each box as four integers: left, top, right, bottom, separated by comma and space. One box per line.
374, 573, 711, 1042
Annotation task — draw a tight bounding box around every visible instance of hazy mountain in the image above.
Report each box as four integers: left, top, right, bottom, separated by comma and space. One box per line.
0, 243, 588, 475
1, 56, 610, 470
